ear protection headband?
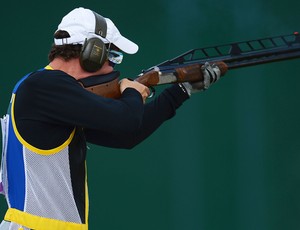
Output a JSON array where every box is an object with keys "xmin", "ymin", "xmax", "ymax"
[{"xmin": 80, "ymin": 12, "xmax": 108, "ymax": 72}]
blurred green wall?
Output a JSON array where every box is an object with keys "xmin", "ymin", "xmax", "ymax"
[{"xmin": 1, "ymin": 1, "xmax": 300, "ymax": 229}]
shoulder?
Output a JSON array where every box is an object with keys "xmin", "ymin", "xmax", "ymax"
[
  {"xmin": 27, "ymin": 69, "xmax": 77, "ymax": 84},
  {"xmin": 18, "ymin": 69, "xmax": 81, "ymax": 93}
]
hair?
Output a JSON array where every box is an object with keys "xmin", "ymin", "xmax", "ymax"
[{"xmin": 48, "ymin": 30, "xmax": 82, "ymax": 62}]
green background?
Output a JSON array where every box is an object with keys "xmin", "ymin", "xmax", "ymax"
[{"xmin": 1, "ymin": 1, "xmax": 300, "ymax": 229}]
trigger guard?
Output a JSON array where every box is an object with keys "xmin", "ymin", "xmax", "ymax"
[{"xmin": 148, "ymin": 86, "xmax": 155, "ymax": 98}]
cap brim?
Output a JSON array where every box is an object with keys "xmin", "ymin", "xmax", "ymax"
[{"xmin": 113, "ymin": 36, "xmax": 139, "ymax": 54}]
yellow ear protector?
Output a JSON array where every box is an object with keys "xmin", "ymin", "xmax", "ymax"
[{"xmin": 80, "ymin": 12, "xmax": 108, "ymax": 72}]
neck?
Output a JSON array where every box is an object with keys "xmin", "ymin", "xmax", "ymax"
[{"xmin": 48, "ymin": 58, "xmax": 114, "ymax": 80}]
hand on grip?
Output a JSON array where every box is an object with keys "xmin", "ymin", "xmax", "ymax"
[{"xmin": 119, "ymin": 78, "xmax": 150, "ymax": 103}]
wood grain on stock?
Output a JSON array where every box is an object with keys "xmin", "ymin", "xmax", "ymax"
[
  {"xmin": 175, "ymin": 62, "xmax": 228, "ymax": 83},
  {"xmin": 134, "ymin": 70, "xmax": 160, "ymax": 87},
  {"xmin": 80, "ymin": 77, "xmax": 121, "ymax": 99}
]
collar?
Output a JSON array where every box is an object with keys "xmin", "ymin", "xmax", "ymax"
[{"xmin": 45, "ymin": 65, "xmax": 53, "ymax": 70}]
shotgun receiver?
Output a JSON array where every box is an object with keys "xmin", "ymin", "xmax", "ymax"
[{"xmin": 79, "ymin": 32, "xmax": 300, "ymax": 98}]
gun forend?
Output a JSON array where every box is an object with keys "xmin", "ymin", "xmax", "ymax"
[
  {"xmin": 174, "ymin": 62, "xmax": 228, "ymax": 83},
  {"xmin": 135, "ymin": 62, "xmax": 228, "ymax": 87}
]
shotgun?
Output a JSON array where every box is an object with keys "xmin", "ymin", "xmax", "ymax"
[{"xmin": 78, "ymin": 32, "xmax": 300, "ymax": 98}]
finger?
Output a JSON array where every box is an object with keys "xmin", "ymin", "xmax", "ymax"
[{"xmin": 145, "ymin": 87, "xmax": 150, "ymax": 97}]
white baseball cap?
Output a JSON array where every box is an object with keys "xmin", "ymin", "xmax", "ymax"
[{"xmin": 54, "ymin": 7, "xmax": 139, "ymax": 54}]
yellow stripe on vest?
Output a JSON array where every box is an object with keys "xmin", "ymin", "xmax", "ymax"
[
  {"xmin": 5, "ymin": 208, "xmax": 87, "ymax": 230},
  {"xmin": 10, "ymin": 94, "xmax": 75, "ymax": 155}
]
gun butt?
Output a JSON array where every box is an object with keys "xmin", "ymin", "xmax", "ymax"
[
  {"xmin": 88, "ymin": 78, "xmax": 121, "ymax": 98},
  {"xmin": 79, "ymin": 75, "xmax": 121, "ymax": 98}
]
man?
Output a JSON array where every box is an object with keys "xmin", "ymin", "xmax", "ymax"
[{"xmin": 0, "ymin": 7, "xmax": 221, "ymax": 230}]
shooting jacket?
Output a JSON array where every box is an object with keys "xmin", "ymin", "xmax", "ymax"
[{"xmin": 0, "ymin": 67, "xmax": 189, "ymax": 230}]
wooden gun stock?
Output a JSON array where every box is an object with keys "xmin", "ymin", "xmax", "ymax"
[
  {"xmin": 79, "ymin": 76, "xmax": 121, "ymax": 99},
  {"xmin": 78, "ymin": 71, "xmax": 121, "ymax": 99}
]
